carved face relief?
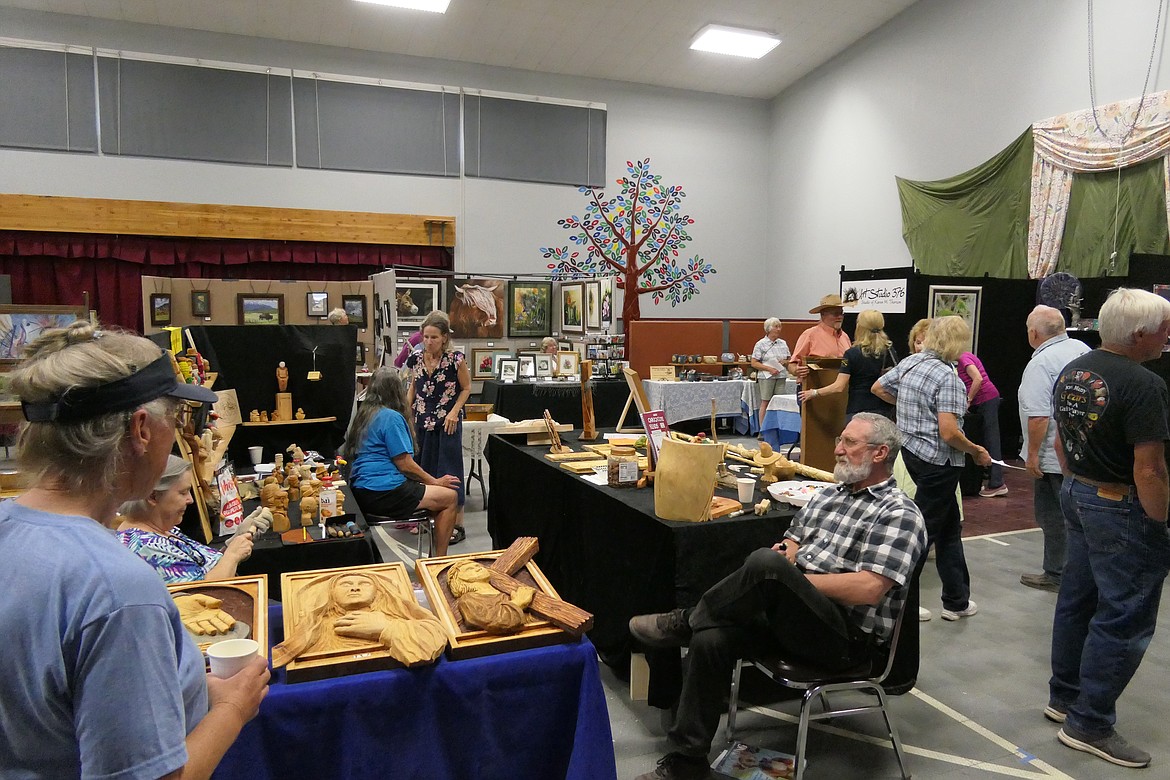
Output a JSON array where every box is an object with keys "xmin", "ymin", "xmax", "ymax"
[{"xmin": 333, "ymin": 575, "xmax": 376, "ymax": 610}]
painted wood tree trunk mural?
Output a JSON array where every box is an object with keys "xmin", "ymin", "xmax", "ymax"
[{"xmin": 541, "ymin": 158, "xmax": 716, "ymax": 328}]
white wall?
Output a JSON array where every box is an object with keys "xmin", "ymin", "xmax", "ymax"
[
  {"xmin": 0, "ymin": 7, "xmax": 771, "ymax": 319},
  {"xmin": 767, "ymin": 0, "xmax": 1170, "ymax": 315}
]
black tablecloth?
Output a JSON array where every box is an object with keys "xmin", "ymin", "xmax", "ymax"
[
  {"xmin": 486, "ymin": 432, "xmax": 921, "ymax": 704},
  {"xmin": 234, "ymin": 485, "xmax": 381, "ymax": 601},
  {"xmin": 481, "ymin": 379, "xmax": 629, "ymax": 428}
]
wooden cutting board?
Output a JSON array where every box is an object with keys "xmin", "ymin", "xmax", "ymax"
[{"xmin": 709, "ymin": 496, "xmax": 742, "ymax": 519}]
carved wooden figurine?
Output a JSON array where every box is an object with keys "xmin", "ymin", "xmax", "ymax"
[
  {"xmin": 259, "ymin": 411, "xmax": 269, "ymax": 423},
  {"xmin": 285, "ymin": 471, "xmax": 301, "ymax": 503},
  {"xmin": 295, "ymin": 407, "xmax": 306, "ymax": 420},
  {"xmin": 249, "ymin": 409, "xmax": 261, "ymax": 423}
]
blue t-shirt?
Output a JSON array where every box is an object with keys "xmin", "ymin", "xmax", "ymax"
[
  {"xmin": 350, "ymin": 407, "xmax": 415, "ymax": 492},
  {"xmin": 0, "ymin": 500, "xmax": 208, "ymax": 780}
]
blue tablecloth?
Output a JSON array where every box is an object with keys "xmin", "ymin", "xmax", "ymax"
[
  {"xmin": 760, "ymin": 394, "xmax": 800, "ymax": 450},
  {"xmin": 214, "ymin": 605, "xmax": 617, "ymax": 780}
]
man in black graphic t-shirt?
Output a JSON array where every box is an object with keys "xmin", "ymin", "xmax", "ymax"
[{"xmin": 1048, "ymin": 288, "xmax": 1170, "ymax": 769}]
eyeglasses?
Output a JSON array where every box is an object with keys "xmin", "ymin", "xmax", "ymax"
[
  {"xmin": 835, "ymin": 435, "xmax": 878, "ymax": 448},
  {"xmin": 169, "ymin": 403, "xmax": 193, "ymax": 430}
]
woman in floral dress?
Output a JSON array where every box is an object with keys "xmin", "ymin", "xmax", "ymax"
[{"xmin": 406, "ymin": 310, "xmax": 472, "ymax": 545}]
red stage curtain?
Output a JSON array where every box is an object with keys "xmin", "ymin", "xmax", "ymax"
[{"xmin": 0, "ymin": 231, "xmax": 452, "ymax": 332}]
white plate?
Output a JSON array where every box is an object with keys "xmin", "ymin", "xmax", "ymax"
[
  {"xmin": 767, "ymin": 480, "xmax": 831, "ymax": 508},
  {"xmin": 253, "ymin": 463, "xmax": 275, "ymax": 475}
]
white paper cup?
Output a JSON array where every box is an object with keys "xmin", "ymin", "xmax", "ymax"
[
  {"xmin": 736, "ymin": 477, "xmax": 755, "ymax": 503},
  {"xmin": 207, "ymin": 638, "xmax": 260, "ymax": 678},
  {"xmin": 248, "ymin": 446, "xmax": 264, "ymax": 465}
]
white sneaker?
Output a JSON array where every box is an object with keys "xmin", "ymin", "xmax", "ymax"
[
  {"xmin": 918, "ymin": 606, "xmax": 932, "ymax": 621},
  {"xmin": 941, "ymin": 600, "xmax": 978, "ymax": 621}
]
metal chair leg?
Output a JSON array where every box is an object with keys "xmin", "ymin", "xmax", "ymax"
[
  {"xmin": 725, "ymin": 660, "xmax": 744, "ymax": 741},
  {"xmin": 794, "ymin": 689, "xmax": 816, "ymax": 780},
  {"xmin": 875, "ymin": 686, "xmax": 911, "ymax": 779}
]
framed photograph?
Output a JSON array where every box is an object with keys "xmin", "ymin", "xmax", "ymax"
[
  {"xmin": 556, "ymin": 350, "xmax": 580, "ymax": 376},
  {"xmin": 600, "ymin": 276, "xmax": 614, "ymax": 329},
  {"xmin": 190, "ymin": 290, "xmax": 211, "ymax": 318},
  {"xmin": 560, "ymin": 282, "xmax": 585, "ymax": 333},
  {"xmin": 558, "ymin": 340, "xmax": 572, "ymax": 352},
  {"xmin": 518, "ymin": 354, "xmax": 536, "ymax": 378},
  {"xmin": 535, "ymin": 353, "xmax": 555, "ymax": 377},
  {"xmin": 507, "ymin": 281, "xmax": 553, "ymax": 337},
  {"xmin": 592, "ymin": 359, "xmax": 609, "ymax": 378},
  {"xmin": 492, "ymin": 352, "xmax": 513, "ymax": 378},
  {"xmin": 498, "ymin": 358, "xmax": 520, "ymax": 381},
  {"xmin": 586, "ymin": 281, "xmax": 601, "ymax": 330},
  {"xmin": 927, "ymin": 285, "xmax": 982, "ymax": 352},
  {"xmin": 0, "ymin": 304, "xmax": 88, "ymax": 364},
  {"xmin": 306, "ymin": 292, "xmax": 329, "ymax": 317},
  {"xmin": 395, "ymin": 280, "xmax": 443, "ymax": 327},
  {"xmin": 237, "ymin": 293, "xmax": 285, "ymax": 325},
  {"xmin": 471, "ymin": 348, "xmax": 498, "ymax": 380},
  {"xmin": 149, "ymin": 293, "xmax": 172, "ymax": 327},
  {"xmin": 447, "ymin": 277, "xmax": 506, "ymax": 339},
  {"xmin": 342, "ymin": 295, "xmax": 368, "ymax": 328}
]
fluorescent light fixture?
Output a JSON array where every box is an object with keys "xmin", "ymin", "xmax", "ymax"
[
  {"xmin": 355, "ymin": 0, "xmax": 451, "ymax": 12},
  {"xmin": 690, "ymin": 24, "xmax": 780, "ymax": 59}
]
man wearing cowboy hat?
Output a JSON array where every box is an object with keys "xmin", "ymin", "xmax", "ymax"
[{"xmin": 790, "ymin": 293, "xmax": 855, "ymax": 381}]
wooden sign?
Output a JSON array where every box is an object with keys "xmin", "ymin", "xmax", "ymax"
[
  {"xmin": 649, "ymin": 365, "xmax": 677, "ymax": 381},
  {"xmin": 166, "ymin": 574, "xmax": 268, "ymax": 656}
]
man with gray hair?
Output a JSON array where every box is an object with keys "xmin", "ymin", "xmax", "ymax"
[
  {"xmin": 1017, "ymin": 305, "xmax": 1090, "ymax": 592},
  {"xmin": 1048, "ymin": 288, "xmax": 1170, "ymax": 768},
  {"xmin": 628, "ymin": 412, "xmax": 926, "ymax": 780}
]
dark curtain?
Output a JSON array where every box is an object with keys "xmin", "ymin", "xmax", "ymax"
[{"xmin": 0, "ymin": 230, "xmax": 452, "ymax": 332}]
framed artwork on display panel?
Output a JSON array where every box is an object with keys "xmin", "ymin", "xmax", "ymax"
[
  {"xmin": 237, "ymin": 294, "xmax": 285, "ymax": 326},
  {"xmin": 342, "ymin": 295, "xmax": 368, "ymax": 328},
  {"xmin": 927, "ymin": 285, "xmax": 981, "ymax": 353},
  {"xmin": 534, "ymin": 353, "xmax": 555, "ymax": 377},
  {"xmin": 306, "ymin": 292, "xmax": 329, "ymax": 317},
  {"xmin": 560, "ymin": 282, "xmax": 584, "ymax": 334},
  {"xmin": 447, "ymin": 277, "xmax": 506, "ymax": 339},
  {"xmin": 190, "ymin": 290, "xmax": 211, "ymax": 318},
  {"xmin": 150, "ymin": 293, "xmax": 172, "ymax": 327},
  {"xmin": 395, "ymin": 280, "xmax": 443, "ymax": 327},
  {"xmin": 507, "ymin": 281, "xmax": 553, "ymax": 337},
  {"xmin": 585, "ymin": 281, "xmax": 601, "ymax": 330}
]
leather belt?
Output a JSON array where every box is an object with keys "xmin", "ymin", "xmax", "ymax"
[{"xmin": 1072, "ymin": 475, "xmax": 1135, "ymax": 497}]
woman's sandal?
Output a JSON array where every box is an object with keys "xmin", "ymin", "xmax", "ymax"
[
  {"xmin": 449, "ymin": 526, "xmax": 466, "ymax": 545},
  {"xmin": 394, "ymin": 522, "xmax": 417, "ymax": 531}
]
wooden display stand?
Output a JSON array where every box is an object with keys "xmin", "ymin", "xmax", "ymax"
[
  {"xmin": 275, "ymin": 392, "xmax": 293, "ymax": 422},
  {"xmin": 799, "ymin": 356, "xmax": 846, "ymax": 473},
  {"xmin": 615, "ymin": 367, "xmax": 651, "ymax": 433}
]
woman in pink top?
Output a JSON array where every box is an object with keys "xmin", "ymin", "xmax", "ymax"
[{"xmin": 958, "ymin": 351, "xmax": 1006, "ymax": 496}]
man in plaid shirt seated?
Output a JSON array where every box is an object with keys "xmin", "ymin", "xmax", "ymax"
[{"xmin": 630, "ymin": 412, "xmax": 928, "ymax": 780}]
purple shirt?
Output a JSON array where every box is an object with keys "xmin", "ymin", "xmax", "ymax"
[{"xmin": 957, "ymin": 352, "xmax": 999, "ymax": 406}]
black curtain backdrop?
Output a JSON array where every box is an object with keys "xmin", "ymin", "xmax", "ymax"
[{"xmin": 841, "ymin": 254, "xmax": 1170, "ymax": 459}]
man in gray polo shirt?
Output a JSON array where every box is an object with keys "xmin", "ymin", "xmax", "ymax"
[{"xmin": 1017, "ymin": 305, "xmax": 1090, "ymax": 592}]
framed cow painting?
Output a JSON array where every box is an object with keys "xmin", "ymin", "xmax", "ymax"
[{"xmin": 446, "ymin": 277, "xmax": 506, "ymax": 339}]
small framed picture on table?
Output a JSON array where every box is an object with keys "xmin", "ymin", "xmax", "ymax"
[
  {"xmin": 556, "ymin": 351, "xmax": 580, "ymax": 377},
  {"xmin": 498, "ymin": 358, "xmax": 520, "ymax": 382}
]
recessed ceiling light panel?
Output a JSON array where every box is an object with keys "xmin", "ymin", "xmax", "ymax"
[
  {"xmin": 690, "ymin": 24, "xmax": 780, "ymax": 59},
  {"xmin": 355, "ymin": 0, "xmax": 452, "ymax": 13}
]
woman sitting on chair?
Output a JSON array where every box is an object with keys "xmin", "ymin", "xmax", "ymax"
[{"xmin": 343, "ymin": 368, "xmax": 461, "ymax": 556}]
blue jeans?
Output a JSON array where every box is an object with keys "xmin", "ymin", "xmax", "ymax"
[
  {"xmin": 970, "ymin": 396, "xmax": 1004, "ymax": 488},
  {"xmin": 1049, "ymin": 478, "xmax": 1170, "ymax": 737},
  {"xmin": 1034, "ymin": 473, "xmax": 1066, "ymax": 580}
]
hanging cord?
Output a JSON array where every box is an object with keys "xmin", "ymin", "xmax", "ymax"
[{"xmin": 1088, "ymin": 0, "xmax": 1165, "ymax": 271}]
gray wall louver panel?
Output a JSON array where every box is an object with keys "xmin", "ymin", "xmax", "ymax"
[
  {"xmin": 0, "ymin": 47, "xmax": 96, "ymax": 153},
  {"xmin": 97, "ymin": 56, "xmax": 292, "ymax": 166},
  {"xmin": 464, "ymin": 95, "xmax": 605, "ymax": 187},
  {"xmin": 293, "ymin": 78, "xmax": 458, "ymax": 177}
]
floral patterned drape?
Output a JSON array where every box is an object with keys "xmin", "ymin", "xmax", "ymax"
[{"xmin": 1028, "ymin": 91, "xmax": 1170, "ymax": 277}]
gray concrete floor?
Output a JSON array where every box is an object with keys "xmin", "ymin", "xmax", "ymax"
[{"xmin": 368, "ymin": 448, "xmax": 1170, "ymax": 780}]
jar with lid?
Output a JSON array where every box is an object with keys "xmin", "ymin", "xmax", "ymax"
[{"xmin": 607, "ymin": 445, "xmax": 639, "ymax": 488}]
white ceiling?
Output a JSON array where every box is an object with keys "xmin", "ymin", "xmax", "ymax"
[{"xmin": 0, "ymin": 0, "xmax": 921, "ymax": 99}]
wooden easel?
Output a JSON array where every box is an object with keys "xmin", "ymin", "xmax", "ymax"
[{"xmin": 615, "ymin": 367, "xmax": 651, "ymax": 433}]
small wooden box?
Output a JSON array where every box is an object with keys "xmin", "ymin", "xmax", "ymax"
[
  {"xmin": 279, "ymin": 562, "xmax": 425, "ymax": 683},
  {"xmin": 416, "ymin": 550, "xmax": 578, "ymax": 660},
  {"xmin": 464, "ymin": 403, "xmax": 493, "ymax": 422},
  {"xmin": 166, "ymin": 575, "xmax": 268, "ymax": 656}
]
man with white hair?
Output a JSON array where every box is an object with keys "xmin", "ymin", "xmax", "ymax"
[
  {"xmin": 628, "ymin": 413, "xmax": 926, "ymax": 780},
  {"xmin": 749, "ymin": 317, "xmax": 790, "ymax": 435},
  {"xmin": 1048, "ymin": 288, "xmax": 1170, "ymax": 768},
  {"xmin": 1017, "ymin": 305, "xmax": 1090, "ymax": 592}
]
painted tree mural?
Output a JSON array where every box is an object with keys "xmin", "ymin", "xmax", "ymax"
[{"xmin": 541, "ymin": 158, "xmax": 716, "ymax": 325}]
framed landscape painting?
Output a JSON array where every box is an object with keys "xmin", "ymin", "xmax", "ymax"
[
  {"xmin": 237, "ymin": 294, "xmax": 285, "ymax": 325},
  {"xmin": 306, "ymin": 292, "xmax": 329, "ymax": 317},
  {"xmin": 150, "ymin": 293, "xmax": 172, "ymax": 327},
  {"xmin": 928, "ymin": 285, "xmax": 981, "ymax": 352},
  {"xmin": 560, "ymin": 282, "xmax": 584, "ymax": 334},
  {"xmin": 342, "ymin": 295, "xmax": 368, "ymax": 328},
  {"xmin": 507, "ymin": 281, "xmax": 552, "ymax": 337}
]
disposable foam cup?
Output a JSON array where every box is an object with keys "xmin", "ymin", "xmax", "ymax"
[
  {"xmin": 736, "ymin": 477, "xmax": 755, "ymax": 503},
  {"xmin": 248, "ymin": 446, "xmax": 264, "ymax": 465},
  {"xmin": 207, "ymin": 638, "xmax": 260, "ymax": 678}
]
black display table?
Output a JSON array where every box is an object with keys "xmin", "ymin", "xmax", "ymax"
[
  {"xmin": 480, "ymin": 379, "xmax": 628, "ymax": 428},
  {"xmin": 486, "ymin": 431, "xmax": 922, "ymax": 705}
]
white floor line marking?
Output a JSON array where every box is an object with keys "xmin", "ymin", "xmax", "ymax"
[
  {"xmin": 737, "ymin": 692, "xmax": 1074, "ymax": 780},
  {"xmin": 369, "ymin": 525, "xmax": 422, "ymax": 567},
  {"xmin": 967, "ymin": 527, "xmax": 1041, "ymax": 542},
  {"xmin": 984, "ymin": 537, "xmax": 1012, "ymax": 547}
]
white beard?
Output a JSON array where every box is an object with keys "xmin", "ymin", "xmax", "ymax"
[{"xmin": 833, "ymin": 458, "xmax": 873, "ymax": 486}]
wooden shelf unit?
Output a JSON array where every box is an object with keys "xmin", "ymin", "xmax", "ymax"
[{"xmin": 241, "ymin": 416, "xmax": 337, "ymax": 427}]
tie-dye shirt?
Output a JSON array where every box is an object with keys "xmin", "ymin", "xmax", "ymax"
[{"xmin": 116, "ymin": 527, "xmax": 222, "ymax": 584}]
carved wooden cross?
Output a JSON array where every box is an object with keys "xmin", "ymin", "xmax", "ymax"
[{"xmin": 488, "ymin": 537, "xmax": 593, "ymax": 636}]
